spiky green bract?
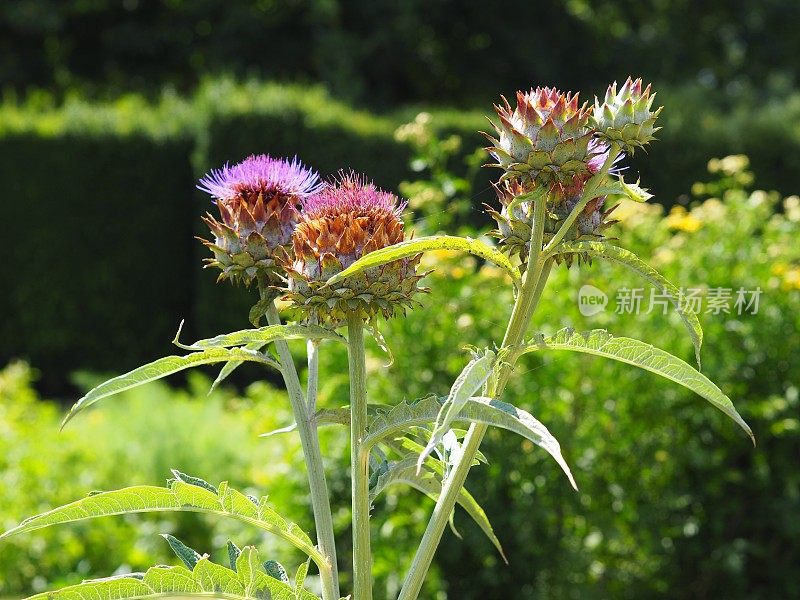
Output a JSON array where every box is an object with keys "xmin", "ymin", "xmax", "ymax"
[
  {"xmin": 592, "ymin": 77, "xmax": 662, "ymax": 153},
  {"xmin": 487, "ymin": 179, "xmax": 618, "ymax": 267},
  {"xmin": 285, "ymin": 173, "xmax": 427, "ymax": 324},
  {"xmin": 198, "ymin": 155, "xmax": 322, "ymax": 288},
  {"xmin": 488, "ymin": 138, "xmax": 630, "ymax": 266},
  {"xmin": 485, "ymin": 87, "xmax": 593, "ymax": 186}
]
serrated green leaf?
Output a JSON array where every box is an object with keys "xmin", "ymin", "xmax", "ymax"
[
  {"xmin": 236, "ymin": 547, "xmax": 273, "ymax": 599},
  {"xmin": 383, "ymin": 435, "xmax": 486, "ymax": 469},
  {"xmin": 295, "ymin": 559, "xmax": 310, "ymax": 598},
  {"xmin": 593, "ymin": 175, "xmax": 653, "ymax": 202},
  {"xmin": 188, "ymin": 324, "xmax": 346, "ymax": 350},
  {"xmin": 249, "ymin": 296, "xmax": 273, "ymax": 327},
  {"xmin": 418, "ymin": 351, "xmax": 496, "ymax": 470},
  {"xmin": 142, "ymin": 565, "xmax": 200, "ymax": 594},
  {"xmin": 367, "ymin": 396, "xmax": 575, "ymax": 489},
  {"xmin": 260, "ymin": 405, "xmax": 385, "ymax": 438},
  {"xmin": 370, "ymin": 457, "xmax": 506, "ymax": 562},
  {"xmin": 194, "ymin": 557, "xmax": 246, "ymax": 595},
  {"xmin": 161, "ymin": 533, "xmax": 204, "ymax": 569},
  {"xmin": 227, "ymin": 540, "xmax": 242, "ymax": 570},
  {"xmin": 62, "ymin": 347, "xmax": 281, "ymax": 427},
  {"xmin": 0, "ymin": 478, "xmax": 327, "ymax": 571},
  {"xmin": 22, "ymin": 553, "xmax": 320, "ymax": 600},
  {"xmin": 520, "ymin": 328, "xmax": 753, "ymax": 443},
  {"xmin": 170, "ymin": 469, "xmax": 218, "ymax": 494},
  {"xmin": 264, "ymin": 559, "xmax": 290, "ymax": 584},
  {"xmin": 366, "ymin": 321, "xmax": 394, "ymax": 367},
  {"xmin": 211, "ymin": 341, "xmax": 268, "ymax": 394},
  {"xmin": 618, "ymin": 177, "xmax": 652, "ymax": 202},
  {"xmin": 323, "ymin": 235, "xmax": 521, "ymax": 286},
  {"xmin": 544, "ymin": 241, "xmax": 703, "ymax": 365},
  {"xmin": 23, "ymin": 577, "xmax": 154, "ymax": 599}
]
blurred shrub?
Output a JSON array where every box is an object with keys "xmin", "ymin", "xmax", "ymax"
[{"xmin": 0, "ymin": 363, "xmax": 319, "ymax": 597}]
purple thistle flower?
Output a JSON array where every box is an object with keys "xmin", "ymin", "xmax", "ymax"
[
  {"xmin": 302, "ymin": 171, "xmax": 406, "ymax": 220},
  {"xmin": 198, "ymin": 154, "xmax": 323, "ymax": 201},
  {"xmin": 587, "ymin": 138, "xmax": 625, "ymax": 175},
  {"xmin": 197, "ymin": 154, "xmax": 322, "ymax": 287}
]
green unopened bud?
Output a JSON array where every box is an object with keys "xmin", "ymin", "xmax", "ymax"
[{"xmin": 592, "ymin": 77, "xmax": 662, "ymax": 153}]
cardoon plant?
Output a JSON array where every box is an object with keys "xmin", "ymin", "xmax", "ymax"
[{"xmin": 2, "ymin": 78, "xmax": 753, "ymax": 600}]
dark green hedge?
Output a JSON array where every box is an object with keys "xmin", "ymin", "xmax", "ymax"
[
  {"xmin": 0, "ymin": 134, "xmax": 196, "ymax": 394},
  {"xmin": 4, "ymin": 0, "xmax": 799, "ymax": 108}
]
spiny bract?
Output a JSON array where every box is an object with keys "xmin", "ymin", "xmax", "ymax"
[
  {"xmin": 485, "ymin": 87, "xmax": 594, "ymax": 186},
  {"xmin": 487, "ymin": 140, "xmax": 623, "ymax": 267},
  {"xmin": 197, "ymin": 154, "xmax": 323, "ymax": 287},
  {"xmin": 285, "ymin": 173, "xmax": 427, "ymax": 324},
  {"xmin": 592, "ymin": 77, "xmax": 662, "ymax": 153}
]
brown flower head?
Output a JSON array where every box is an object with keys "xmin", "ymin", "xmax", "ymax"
[{"xmin": 285, "ymin": 172, "xmax": 426, "ymax": 323}]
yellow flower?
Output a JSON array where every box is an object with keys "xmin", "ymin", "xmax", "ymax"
[
  {"xmin": 783, "ymin": 267, "xmax": 800, "ymax": 290},
  {"xmin": 665, "ymin": 206, "xmax": 702, "ymax": 232}
]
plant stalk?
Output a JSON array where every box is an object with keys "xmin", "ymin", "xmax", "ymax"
[
  {"xmin": 545, "ymin": 142, "xmax": 621, "ymax": 251},
  {"xmin": 347, "ymin": 312, "xmax": 373, "ymax": 600},
  {"xmin": 307, "ymin": 339, "xmax": 320, "ymax": 414},
  {"xmin": 265, "ymin": 302, "xmax": 339, "ymax": 600},
  {"xmin": 398, "ymin": 195, "xmax": 552, "ymax": 600}
]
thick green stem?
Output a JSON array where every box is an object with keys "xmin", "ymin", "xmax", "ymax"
[
  {"xmin": 307, "ymin": 339, "xmax": 320, "ymax": 415},
  {"xmin": 347, "ymin": 312, "xmax": 372, "ymax": 600},
  {"xmin": 265, "ymin": 303, "xmax": 339, "ymax": 600},
  {"xmin": 398, "ymin": 197, "xmax": 553, "ymax": 600}
]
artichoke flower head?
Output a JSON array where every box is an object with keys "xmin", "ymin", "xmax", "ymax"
[
  {"xmin": 285, "ymin": 173, "xmax": 426, "ymax": 324},
  {"xmin": 198, "ymin": 154, "xmax": 322, "ymax": 287},
  {"xmin": 484, "ymin": 86, "xmax": 594, "ymax": 187}
]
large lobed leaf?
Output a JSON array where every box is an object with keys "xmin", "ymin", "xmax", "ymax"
[
  {"xmin": 23, "ymin": 547, "xmax": 319, "ymax": 600},
  {"xmin": 0, "ymin": 473, "xmax": 327, "ymax": 570},
  {"xmin": 417, "ymin": 350, "xmax": 496, "ymax": 471},
  {"xmin": 62, "ymin": 347, "xmax": 281, "ymax": 427},
  {"xmin": 543, "ymin": 241, "xmax": 703, "ymax": 365},
  {"xmin": 364, "ymin": 395, "xmax": 577, "ymax": 490},
  {"xmin": 520, "ymin": 328, "xmax": 754, "ymax": 443},
  {"xmin": 370, "ymin": 456, "xmax": 507, "ymax": 563},
  {"xmin": 322, "ymin": 235, "xmax": 521, "ymax": 286}
]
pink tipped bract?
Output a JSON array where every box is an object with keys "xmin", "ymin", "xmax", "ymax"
[{"xmin": 302, "ymin": 172, "xmax": 406, "ymax": 220}]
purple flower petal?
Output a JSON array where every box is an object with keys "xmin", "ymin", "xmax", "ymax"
[
  {"xmin": 198, "ymin": 154, "xmax": 323, "ymax": 201},
  {"xmin": 302, "ymin": 171, "xmax": 406, "ymax": 219},
  {"xmin": 587, "ymin": 138, "xmax": 625, "ymax": 175}
]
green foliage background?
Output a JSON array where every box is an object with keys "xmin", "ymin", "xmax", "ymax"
[
  {"xmin": 2, "ymin": 1, "xmax": 799, "ymax": 596},
  {"xmin": 2, "ymin": 160, "xmax": 798, "ymax": 598}
]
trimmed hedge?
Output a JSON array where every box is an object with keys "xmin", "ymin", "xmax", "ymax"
[
  {"xmin": 3, "ymin": 80, "xmax": 800, "ymax": 393},
  {"xmin": 0, "ymin": 134, "xmax": 196, "ymax": 394}
]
